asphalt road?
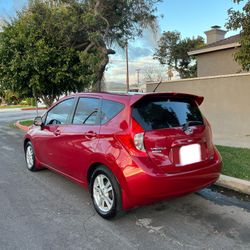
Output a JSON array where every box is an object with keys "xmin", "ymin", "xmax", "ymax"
[{"xmin": 0, "ymin": 110, "xmax": 250, "ymax": 250}]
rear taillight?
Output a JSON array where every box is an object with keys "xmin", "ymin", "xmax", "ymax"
[
  {"xmin": 116, "ymin": 118, "xmax": 146, "ymax": 156},
  {"xmin": 134, "ymin": 132, "xmax": 145, "ymax": 152},
  {"xmin": 205, "ymin": 118, "xmax": 214, "ymax": 159}
]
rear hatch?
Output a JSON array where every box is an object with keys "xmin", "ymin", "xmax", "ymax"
[{"xmin": 132, "ymin": 94, "xmax": 214, "ymax": 173}]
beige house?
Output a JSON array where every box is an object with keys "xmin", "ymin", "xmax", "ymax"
[{"xmin": 188, "ymin": 26, "xmax": 242, "ymax": 77}]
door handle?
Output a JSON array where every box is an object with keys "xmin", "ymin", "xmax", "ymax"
[
  {"xmin": 54, "ymin": 130, "xmax": 61, "ymax": 136},
  {"xmin": 85, "ymin": 131, "xmax": 97, "ymax": 138}
]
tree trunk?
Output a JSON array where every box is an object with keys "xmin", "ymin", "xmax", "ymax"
[
  {"xmin": 94, "ymin": 44, "xmax": 115, "ymax": 92},
  {"xmin": 92, "ymin": 0, "xmax": 116, "ymax": 92},
  {"xmin": 95, "ymin": 52, "xmax": 109, "ymax": 92},
  {"xmin": 41, "ymin": 96, "xmax": 55, "ymax": 108}
]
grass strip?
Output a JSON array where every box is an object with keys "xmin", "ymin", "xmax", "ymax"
[
  {"xmin": 217, "ymin": 145, "xmax": 250, "ymax": 181},
  {"xmin": 19, "ymin": 120, "xmax": 33, "ymax": 127}
]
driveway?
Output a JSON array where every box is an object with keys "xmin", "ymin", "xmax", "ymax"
[{"xmin": 0, "ymin": 110, "xmax": 249, "ymax": 250}]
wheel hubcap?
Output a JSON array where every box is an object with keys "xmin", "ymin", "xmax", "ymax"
[
  {"xmin": 93, "ymin": 174, "xmax": 114, "ymax": 213},
  {"xmin": 26, "ymin": 146, "xmax": 34, "ymax": 169}
]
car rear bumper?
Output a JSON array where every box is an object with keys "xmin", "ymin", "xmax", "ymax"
[{"xmin": 122, "ymin": 154, "xmax": 222, "ymax": 210}]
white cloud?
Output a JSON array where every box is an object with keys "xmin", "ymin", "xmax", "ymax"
[
  {"xmin": 104, "ymin": 24, "xmax": 167, "ymax": 89},
  {"xmin": 0, "ymin": 17, "xmax": 4, "ymax": 30},
  {"xmin": 140, "ymin": 24, "xmax": 161, "ymax": 49},
  {"xmin": 106, "ymin": 54, "xmax": 171, "ymax": 87}
]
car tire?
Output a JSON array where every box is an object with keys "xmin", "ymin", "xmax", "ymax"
[
  {"xmin": 90, "ymin": 166, "xmax": 122, "ymax": 219},
  {"xmin": 25, "ymin": 141, "xmax": 38, "ymax": 172}
]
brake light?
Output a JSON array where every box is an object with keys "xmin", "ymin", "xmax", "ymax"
[
  {"xmin": 132, "ymin": 118, "xmax": 145, "ymax": 152},
  {"xmin": 134, "ymin": 132, "xmax": 145, "ymax": 151},
  {"xmin": 205, "ymin": 118, "xmax": 214, "ymax": 158},
  {"xmin": 116, "ymin": 118, "xmax": 146, "ymax": 156}
]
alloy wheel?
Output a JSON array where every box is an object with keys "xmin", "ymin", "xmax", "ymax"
[
  {"xmin": 93, "ymin": 174, "xmax": 114, "ymax": 213},
  {"xmin": 26, "ymin": 145, "xmax": 34, "ymax": 170}
]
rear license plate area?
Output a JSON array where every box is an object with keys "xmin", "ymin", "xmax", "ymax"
[{"xmin": 179, "ymin": 144, "xmax": 201, "ymax": 166}]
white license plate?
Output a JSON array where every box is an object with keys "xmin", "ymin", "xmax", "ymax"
[{"xmin": 179, "ymin": 144, "xmax": 201, "ymax": 166}]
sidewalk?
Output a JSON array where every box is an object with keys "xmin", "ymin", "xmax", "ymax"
[
  {"xmin": 0, "ymin": 107, "xmax": 46, "ymax": 112},
  {"xmin": 214, "ymin": 135, "xmax": 250, "ymax": 149},
  {"xmin": 0, "ymin": 108, "xmax": 22, "ymax": 112}
]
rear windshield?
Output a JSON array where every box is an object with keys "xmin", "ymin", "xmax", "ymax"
[{"xmin": 132, "ymin": 97, "xmax": 204, "ymax": 131}]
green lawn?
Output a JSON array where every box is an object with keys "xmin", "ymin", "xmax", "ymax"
[
  {"xmin": 0, "ymin": 105, "xmax": 35, "ymax": 109},
  {"xmin": 19, "ymin": 120, "xmax": 33, "ymax": 126},
  {"xmin": 217, "ymin": 145, "xmax": 250, "ymax": 181}
]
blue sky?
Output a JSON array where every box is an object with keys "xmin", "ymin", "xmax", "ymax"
[
  {"xmin": 156, "ymin": 0, "xmax": 244, "ymax": 38},
  {"xmin": 0, "ymin": 0, "xmax": 26, "ymax": 18},
  {"xmin": 0, "ymin": 0, "xmax": 246, "ymax": 86}
]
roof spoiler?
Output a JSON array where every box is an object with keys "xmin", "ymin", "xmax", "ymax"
[{"xmin": 130, "ymin": 92, "xmax": 204, "ymax": 106}]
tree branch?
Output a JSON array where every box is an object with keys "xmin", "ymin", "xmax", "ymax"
[
  {"xmin": 83, "ymin": 42, "xmax": 95, "ymax": 53},
  {"xmin": 94, "ymin": 0, "xmax": 110, "ymax": 39},
  {"xmin": 74, "ymin": 42, "xmax": 89, "ymax": 50}
]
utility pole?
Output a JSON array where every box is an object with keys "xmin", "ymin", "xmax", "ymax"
[
  {"xmin": 36, "ymin": 98, "xmax": 38, "ymax": 117},
  {"xmin": 125, "ymin": 43, "xmax": 129, "ymax": 93},
  {"xmin": 136, "ymin": 68, "xmax": 141, "ymax": 87}
]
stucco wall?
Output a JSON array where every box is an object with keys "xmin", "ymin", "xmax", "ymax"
[
  {"xmin": 146, "ymin": 73, "xmax": 250, "ymax": 146},
  {"xmin": 197, "ymin": 48, "xmax": 242, "ymax": 77}
]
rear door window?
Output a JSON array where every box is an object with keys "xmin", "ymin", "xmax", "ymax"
[
  {"xmin": 132, "ymin": 97, "xmax": 203, "ymax": 131},
  {"xmin": 73, "ymin": 97, "xmax": 100, "ymax": 125},
  {"xmin": 100, "ymin": 99, "xmax": 124, "ymax": 124}
]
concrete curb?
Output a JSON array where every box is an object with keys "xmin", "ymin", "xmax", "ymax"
[
  {"xmin": 215, "ymin": 174, "xmax": 250, "ymax": 195},
  {"xmin": 21, "ymin": 107, "xmax": 47, "ymax": 111},
  {"xmin": 15, "ymin": 121, "xmax": 30, "ymax": 132}
]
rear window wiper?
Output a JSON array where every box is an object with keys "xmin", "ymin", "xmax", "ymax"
[{"xmin": 182, "ymin": 121, "xmax": 203, "ymax": 131}]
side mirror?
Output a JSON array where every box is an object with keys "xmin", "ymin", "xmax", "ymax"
[{"xmin": 34, "ymin": 116, "xmax": 43, "ymax": 127}]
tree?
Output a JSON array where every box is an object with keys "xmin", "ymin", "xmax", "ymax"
[
  {"xmin": 0, "ymin": 84, "xmax": 4, "ymax": 104},
  {"xmin": 226, "ymin": 0, "xmax": 250, "ymax": 71},
  {"xmin": 142, "ymin": 65, "xmax": 167, "ymax": 82},
  {"xmin": 154, "ymin": 31, "xmax": 204, "ymax": 79},
  {"xmin": 3, "ymin": 90, "xmax": 21, "ymax": 105},
  {"xmin": 0, "ymin": 1, "xmax": 98, "ymax": 107},
  {"xmin": 0, "ymin": 0, "xmax": 160, "ymax": 107},
  {"xmin": 78, "ymin": 0, "xmax": 161, "ymax": 91}
]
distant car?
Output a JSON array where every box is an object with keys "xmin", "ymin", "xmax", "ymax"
[{"xmin": 24, "ymin": 92, "xmax": 222, "ymax": 219}]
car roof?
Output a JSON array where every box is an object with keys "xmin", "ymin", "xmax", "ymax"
[{"xmin": 69, "ymin": 92, "xmax": 204, "ymax": 106}]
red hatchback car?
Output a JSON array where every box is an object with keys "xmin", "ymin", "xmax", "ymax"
[{"xmin": 24, "ymin": 92, "xmax": 222, "ymax": 219}]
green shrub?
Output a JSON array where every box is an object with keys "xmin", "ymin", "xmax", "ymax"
[{"xmin": 31, "ymin": 98, "xmax": 36, "ymax": 106}]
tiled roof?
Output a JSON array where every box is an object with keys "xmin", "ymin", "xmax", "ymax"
[
  {"xmin": 188, "ymin": 34, "xmax": 241, "ymax": 55},
  {"xmin": 200, "ymin": 34, "xmax": 240, "ymax": 50}
]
